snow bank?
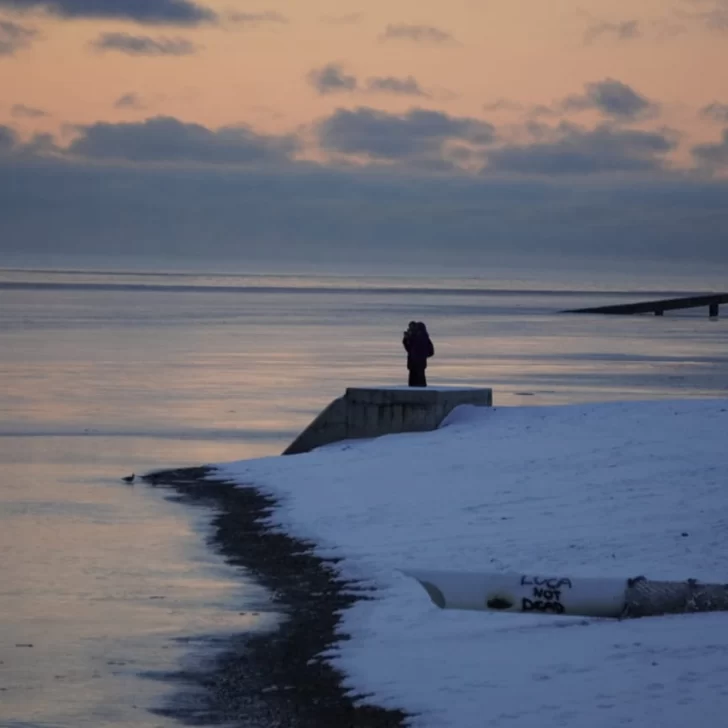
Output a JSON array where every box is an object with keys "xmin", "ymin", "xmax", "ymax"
[{"xmin": 218, "ymin": 399, "xmax": 728, "ymax": 727}]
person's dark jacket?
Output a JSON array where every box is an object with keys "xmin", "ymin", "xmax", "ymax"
[{"xmin": 403, "ymin": 324, "xmax": 434, "ymax": 371}]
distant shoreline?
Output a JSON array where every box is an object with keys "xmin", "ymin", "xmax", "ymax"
[{"xmin": 143, "ymin": 466, "xmax": 407, "ymax": 728}]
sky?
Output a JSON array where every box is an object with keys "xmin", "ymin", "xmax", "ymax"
[{"xmin": 1, "ymin": 0, "xmax": 727, "ymax": 273}]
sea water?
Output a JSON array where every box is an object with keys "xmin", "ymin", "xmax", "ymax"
[{"xmin": 1, "ymin": 264, "xmax": 726, "ymax": 727}]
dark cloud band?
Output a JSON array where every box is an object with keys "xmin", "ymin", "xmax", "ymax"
[{"xmin": 1, "ymin": 146, "xmax": 726, "ymax": 269}]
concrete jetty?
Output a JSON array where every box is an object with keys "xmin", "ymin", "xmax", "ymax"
[
  {"xmin": 283, "ymin": 386, "xmax": 493, "ymax": 456},
  {"xmin": 563, "ymin": 293, "xmax": 728, "ymax": 318}
]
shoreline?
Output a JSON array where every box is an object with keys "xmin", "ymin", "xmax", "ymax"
[{"xmin": 143, "ymin": 466, "xmax": 409, "ymax": 728}]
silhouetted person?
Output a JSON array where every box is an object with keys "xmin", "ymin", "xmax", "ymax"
[{"xmin": 402, "ymin": 321, "xmax": 434, "ymax": 387}]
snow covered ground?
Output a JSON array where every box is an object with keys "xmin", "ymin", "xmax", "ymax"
[{"xmin": 217, "ymin": 399, "xmax": 728, "ymax": 727}]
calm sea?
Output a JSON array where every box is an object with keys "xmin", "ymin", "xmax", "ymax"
[{"xmin": 1, "ymin": 264, "xmax": 726, "ymax": 727}]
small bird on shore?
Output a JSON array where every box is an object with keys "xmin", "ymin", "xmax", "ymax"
[{"xmin": 122, "ymin": 473, "xmax": 135, "ymax": 484}]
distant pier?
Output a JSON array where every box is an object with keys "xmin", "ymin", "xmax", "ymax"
[{"xmin": 563, "ymin": 293, "xmax": 728, "ymax": 318}]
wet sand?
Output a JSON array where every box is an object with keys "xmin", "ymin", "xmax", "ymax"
[{"xmin": 143, "ymin": 466, "xmax": 409, "ymax": 728}]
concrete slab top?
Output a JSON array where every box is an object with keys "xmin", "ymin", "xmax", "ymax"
[
  {"xmin": 345, "ymin": 386, "xmax": 493, "ymax": 407},
  {"xmin": 347, "ymin": 385, "xmax": 489, "ymax": 391}
]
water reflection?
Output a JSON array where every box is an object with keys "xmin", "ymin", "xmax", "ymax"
[{"xmin": 0, "ymin": 437, "xmax": 278, "ymax": 728}]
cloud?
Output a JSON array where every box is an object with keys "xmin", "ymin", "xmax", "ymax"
[
  {"xmin": 11, "ymin": 103, "xmax": 47, "ymax": 117},
  {"xmin": 0, "ymin": 124, "xmax": 55, "ymax": 158},
  {"xmin": 486, "ymin": 123, "xmax": 676, "ymax": 175},
  {"xmin": 530, "ymin": 104, "xmax": 558, "ymax": 118},
  {"xmin": 91, "ymin": 32, "xmax": 197, "ymax": 56},
  {"xmin": 380, "ymin": 23, "xmax": 455, "ymax": 44},
  {"xmin": 483, "ymin": 99, "xmax": 525, "ymax": 112},
  {"xmin": 0, "ymin": 124, "xmax": 17, "ymax": 152},
  {"xmin": 562, "ymin": 79, "xmax": 658, "ymax": 120},
  {"xmin": 66, "ymin": 116, "xmax": 298, "ymax": 165},
  {"xmin": 229, "ymin": 11, "xmax": 287, "ymax": 26},
  {"xmin": 316, "ymin": 107, "xmax": 495, "ymax": 165},
  {"xmin": 321, "ymin": 13, "xmax": 361, "ymax": 25},
  {"xmin": 483, "ymin": 99, "xmax": 557, "ymax": 119},
  {"xmin": 308, "ymin": 63, "xmax": 357, "ymax": 94},
  {"xmin": 0, "ymin": 18, "xmax": 35, "ymax": 55},
  {"xmin": 114, "ymin": 93, "xmax": 146, "ymax": 110},
  {"xmin": 0, "ymin": 0, "xmax": 216, "ymax": 25},
  {"xmin": 700, "ymin": 102, "xmax": 728, "ymax": 123},
  {"xmin": 693, "ymin": 129, "xmax": 728, "ymax": 167},
  {"xmin": 497, "ymin": 80, "xmax": 658, "ymax": 124},
  {"xmin": 651, "ymin": 18, "xmax": 687, "ymax": 37},
  {"xmin": 584, "ymin": 19, "xmax": 641, "ymax": 43},
  {"xmin": 307, "ymin": 65, "xmax": 428, "ymax": 97},
  {"xmin": 366, "ymin": 76, "xmax": 426, "ymax": 97},
  {"xmin": 682, "ymin": 0, "xmax": 728, "ymax": 31}
]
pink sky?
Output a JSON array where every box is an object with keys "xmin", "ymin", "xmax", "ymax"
[{"xmin": 2, "ymin": 0, "xmax": 727, "ymax": 166}]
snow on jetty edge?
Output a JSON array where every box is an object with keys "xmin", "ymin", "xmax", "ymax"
[{"xmin": 216, "ymin": 400, "xmax": 728, "ymax": 728}]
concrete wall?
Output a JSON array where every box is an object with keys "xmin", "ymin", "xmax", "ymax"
[{"xmin": 283, "ymin": 386, "xmax": 493, "ymax": 455}]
